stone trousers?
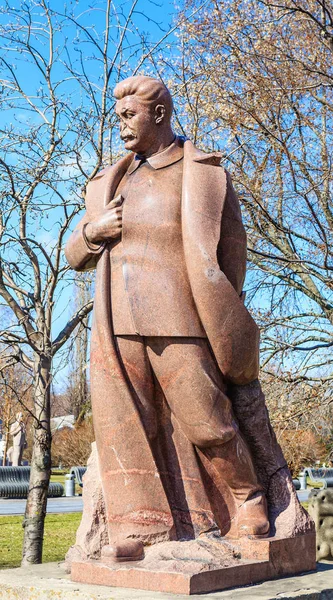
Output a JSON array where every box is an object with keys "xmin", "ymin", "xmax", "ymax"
[
  {"xmin": 115, "ymin": 335, "xmax": 262, "ymax": 504},
  {"xmin": 12, "ymin": 445, "xmax": 24, "ymax": 467}
]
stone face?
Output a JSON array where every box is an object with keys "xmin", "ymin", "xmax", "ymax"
[{"xmin": 308, "ymin": 488, "xmax": 333, "ymax": 560}]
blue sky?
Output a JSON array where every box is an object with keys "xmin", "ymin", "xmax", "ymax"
[
  {"xmin": 2, "ymin": 0, "xmax": 329, "ymax": 390},
  {"xmin": 0, "ymin": 0, "xmax": 189, "ymax": 391}
]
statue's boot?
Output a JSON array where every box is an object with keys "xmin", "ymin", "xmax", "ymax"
[
  {"xmin": 204, "ymin": 432, "xmax": 270, "ymax": 538},
  {"xmin": 235, "ymin": 492, "xmax": 269, "ymax": 537},
  {"xmin": 101, "ymin": 540, "xmax": 145, "ymax": 563}
]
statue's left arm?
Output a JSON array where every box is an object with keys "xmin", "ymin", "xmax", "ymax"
[
  {"xmin": 65, "ymin": 175, "xmax": 108, "ymax": 272},
  {"xmin": 65, "ymin": 212, "xmax": 105, "ymax": 272}
]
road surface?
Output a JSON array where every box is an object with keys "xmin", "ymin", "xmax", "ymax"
[
  {"xmin": 0, "ymin": 491, "xmax": 310, "ymax": 516},
  {"xmin": 0, "ymin": 496, "xmax": 83, "ymax": 516}
]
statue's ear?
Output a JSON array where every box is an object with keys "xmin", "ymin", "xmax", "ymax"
[{"xmin": 155, "ymin": 104, "xmax": 166, "ymax": 124}]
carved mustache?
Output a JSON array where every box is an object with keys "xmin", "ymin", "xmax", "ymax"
[{"xmin": 121, "ymin": 133, "xmax": 135, "ymax": 141}]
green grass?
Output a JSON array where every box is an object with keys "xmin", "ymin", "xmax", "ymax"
[
  {"xmin": 306, "ymin": 478, "xmax": 324, "ymax": 489},
  {"xmin": 0, "ymin": 512, "xmax": 82, "ymax": 569},
  {"xmin": 50, "ymin": 474, "xmax": 66, "ymax": 484}
]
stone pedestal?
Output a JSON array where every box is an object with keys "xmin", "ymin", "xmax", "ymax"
[{"xmin": 71, "ymin": 532, "xmax": 316, "ymax": 595}]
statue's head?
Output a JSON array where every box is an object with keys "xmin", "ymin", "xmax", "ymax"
[
  {"xmin": 114, "ymin": 75, "xmax": 173, "ymax": 155},
  {"xmin": 15, "ymin": 412, "xmax": 23, "ymax": 422}
]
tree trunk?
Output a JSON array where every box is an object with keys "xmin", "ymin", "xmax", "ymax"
[
  {"xmin": 21, "ymin": 354, "xmax": 52, "ymax": 565},
  {"xmin": 72, "ymin": 275, "xmax": 91, "ymax": 424},
  {"xmin": 73, "ymin": 316, "xmax": 89, "ymax": 424}
]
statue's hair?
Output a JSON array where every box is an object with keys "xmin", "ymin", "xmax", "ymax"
[{"xmin": 114, "ymin": 76, "xmax": 173, "ymax": 121}]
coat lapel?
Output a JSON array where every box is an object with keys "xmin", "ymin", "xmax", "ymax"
[
  {"xmin": 85, "ymin": 154, "xmax": 133, "ymax": 215},
  {"xmin": 102, "ymin": 154, "xmax": 133, "ymax": 207}
]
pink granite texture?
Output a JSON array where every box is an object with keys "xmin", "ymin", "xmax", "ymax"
[
  {"xmin": 71, "ymin": 532, "xmax": 316, "ymax": 595},
  {"xmin": 65, "ymin": 76, "xmax": 315, "ymax": 593}
]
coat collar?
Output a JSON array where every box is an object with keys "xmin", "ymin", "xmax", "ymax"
[
  {"xmin": 93, "ymin": 137, "xmax": 222, "ymax": 181},
  {"xmin": 127, "ymin": 136, "xmax": 184, "ymax": 174},
  {"xmin": 183, "ymin": 139, "xmax": 223, "ymax": 166}
]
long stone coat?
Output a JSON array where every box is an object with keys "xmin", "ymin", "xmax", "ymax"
[{"xmin": 65, "ymin": 140, "xmax": 309, "ymax": 544}]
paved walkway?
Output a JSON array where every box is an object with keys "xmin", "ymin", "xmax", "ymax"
[
  {"xmin": 0, "ymin": 561, "xmax": 332, "ymax": 599},
  {"xmin": 298, "ymin": 489, "xmax": 311, "ymax": 502},
  {"xmin": 0, "ymin": 491, "xmax": 310, "ymax": 517},
  {"xmin": 0, "ymin": 496, "xmax": 83, "ymax": 516}
]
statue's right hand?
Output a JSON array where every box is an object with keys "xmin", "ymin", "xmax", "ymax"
[{"xmin": 85, "ymin": 195, "xmax": 123, "ymax": 243}]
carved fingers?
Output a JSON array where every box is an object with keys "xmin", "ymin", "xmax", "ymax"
[{"xmin": 86, "ymin": 195, "xmax": 124, "ymax": 242}]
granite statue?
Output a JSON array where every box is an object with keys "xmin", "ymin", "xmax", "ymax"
[
  {"xmin": 10, "ymin": 412, "xmax": 26, "ymax": 467},
  {"xmin": 65, "ymin": 76, "xmax": 315, "ymax": 593}
]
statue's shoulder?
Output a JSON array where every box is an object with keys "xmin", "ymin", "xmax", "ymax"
[
  {"xmin": 184, "ymin": 139, "xmax": 223, "ymax": 167},
  {"xmin": 90, "ymin": 153, "xmax": 134, "ymax": 182},
  {"xmin": 91, "ymin": 165, "xmax": 113, "ymax": 180},
  {"xmin": 84, "ymin": 154, "xmax": 133, "ymax": 211}
]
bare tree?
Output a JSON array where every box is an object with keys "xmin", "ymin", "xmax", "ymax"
[
  {"xmin": 0, "ymin": 0, "xmax": 196, "ymax": 565},
  {"xmin": 171, "ymin": 0, "xmax": 333, "ymax": 386},
  {"xmin": 69, "ymin": 274, "xmax": 92, "ymax": 423}
]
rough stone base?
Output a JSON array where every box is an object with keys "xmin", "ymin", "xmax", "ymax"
[
  {"xmin": 1, "ymin": 559, "xmax": 333, "ymax": 600},
  {"xmin": 71, "ymin": 532, "xmax": 316, "ymax": 595}
]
